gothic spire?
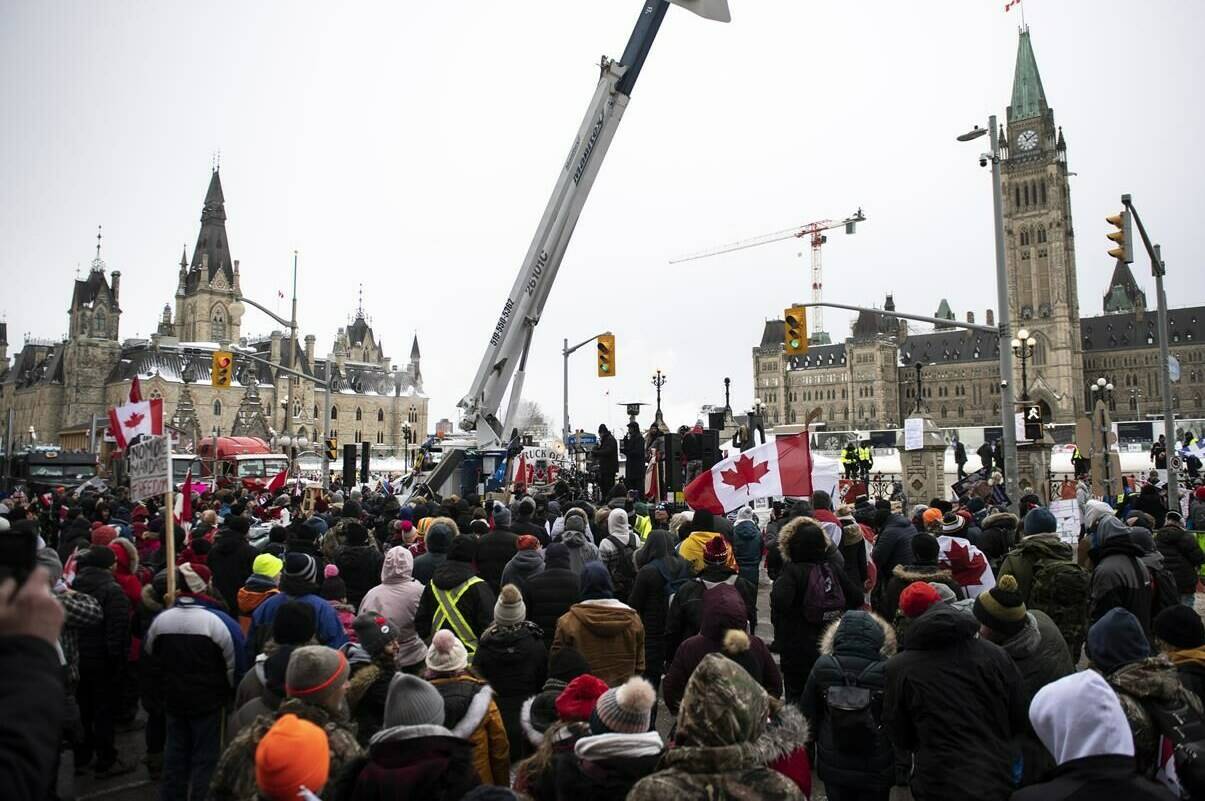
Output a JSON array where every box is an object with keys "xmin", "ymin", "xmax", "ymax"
[
  {"xmin": 410, "ymin": 333, "xmax": 421, "ymax": 361},
  {"xmin": 187, "ymin": 167, "xmax": 235, "ymax": 289},
  {"xmin": 1008, "ymin": 29, "xmax": 1048, "ymax": 123}
]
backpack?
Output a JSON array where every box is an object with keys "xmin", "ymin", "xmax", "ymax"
[
  {"xmin": 1149, "ymin": 562, "xmax": 1181, "ymax": 619},
  {"xmin": 604, "ymin": 534, "xmax": 638, "ymax": 603},
  {"xmin": 1027, "ymin": 556, "xmax": 1089, "ymax": 648},
  {"xmin": 824, "ymin": 656, "xmax": 881, "ymax": 752},
  {"xmin": 803, "ymin": 562, "xmax": 846, "ymax": 624},
  {"xmin": 1144, "ymin": 695, "xmax": 1205, "ymax": 798}
]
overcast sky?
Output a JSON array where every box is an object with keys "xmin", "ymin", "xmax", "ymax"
[{"xmin": 3, "ymin": 0, "xmax": 1202, "ymax": 437}]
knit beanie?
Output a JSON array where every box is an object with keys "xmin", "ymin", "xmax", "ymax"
[
  {"xmin": 284, "ymin": 552, "xmax": 319, "ymax": 584},
  {"xmin": 973, "ymin": 574, "xmax": 1028, "ymax": 636},
  {"xmin": 921, "ymin": 508, "xmax": 943, "ymax": 529},
  {"xmin": 320, "ymin": 564, "xmax": 346, "ymax": 601},
  {"xmin": 579, "ymin": 561, "xmax": 613, "ymax": 601},
  {"xmin": 494, "ymin": 584, "xmax": 527, "ymax": 627},
  {"xmin": 77, "ymin": 544, "xmax": 116, "ymax": 570},
  {"xmin": 544, "ymin": 542, "xmax": 571, "ymax": 570},
  {"xmin": 590, "ymin": 676, "xmax": 656, "ymax": 735},
  {"xmin": 1088, "ymin": 607, "xmax": 1151, "ymax": 674},
  {"xmin": 425, "ymin": 522, "xmax": 453, "ymax": 553},
  {"xmin": 911, "ymin": 532, "xmax": 940, "ymax": 564},
  {"xmin": 1023, "ymin": 507, "xmax": 1058, "ymax": 536},
  {"xmin": 899, "ymin": 581, "xmax": 943, "ymax": 619},
  {"xmin": 272, "ymin": 600, "xmax": 318, "ymax": 646},
  {"xmin": 425, "ymin": 630, "xmax": 468, "ymax": 674},
  {"xmin": 254, "ymin": 714, "xmax": 330, "ymax": 801},
  {"xmin": 345, "ymin": 522, "xmax": 369, "ymax": 547},
  {"xmin": 91, "ymin": 525, "xmax": 119, "ymax": 546},
  {"xmin": 285, "ymin": 646, "xmax": 349, "ymax": 709},
  {"xmin": 492, "ymin": 502, "xmax": 512, "ymax": 529},
  {"xmin": 263, "ymin": 645, "xmax": 295, "ymax": 699},
  {"xmin": 178, "ymin": 562, "xmax": 212, "ymax": 594},
  {"xmin": 928, "ymin": 581, "xmax": 958, "ymax": 603},
  {"xmin": 939, "ymin": 512, "xmax": 967, "ymax": 535},
  {"xmin": 1154, "ymin": 605, "xmax": 1205, "ymax": 650},
  {"xmin": 253, "ymin": 553, "xmax": 283, "ymax": 579},
  {"xmin": 516, "ymin": 534, "xmax": 541, "ymax": 551},
  {"xmin": 447, "ymin": 535, "xmax": 477, "ymax": 564},
  {"xmin": 563, "ymin": 514, "xmax": 587, "ymax": 535},
  {"xmin": 703, "ymin": 534, "xmax": 729, "ymax": 565},
  {"xmin": 548, "ymin": 646, "xmax": 590, "ymax": 683},
  {"xmin": 383, "ymin": 673, "xmax": 445, "ymax": 728},
  {"xmin": 555, "ymin": 674, "xmax": 609, "ymax": 722},
  {"xmin": 352, "ymin": 613, "xmax": 398, "ymax": 658}
]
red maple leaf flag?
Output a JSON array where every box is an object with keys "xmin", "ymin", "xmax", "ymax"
[
  {"xmin": 937, "ymin": 534, "xmax": 996, "ymax": 597},
  {"xmin": 686, "ymin": 432, "xmax": 813, "ymax": 514},
  {"xmin": 107, "ymin": 398, "xmax": 164, "ymax": 451},
  {"xmin": 123, "ymin": 411, "xmax": 145, "ymax": 428}
]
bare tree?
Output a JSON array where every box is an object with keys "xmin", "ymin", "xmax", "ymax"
[{"xmin": 515, "ymin": 400, "xmax": 554, "ymax": 440}]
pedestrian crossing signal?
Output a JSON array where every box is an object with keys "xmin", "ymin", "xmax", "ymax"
[
  {"xmin": 597, "ymin": 333, "xmax": 615, "ymax": 378},
  {"xmin": 325, "ymin": 437, "xmax": 337, "ymax": 461},
  {"xmin": 211, "ymin": 351, "xmax": 234, "ymax": 388},
  {"xmin": 784, "ymin": 306, "xmax": 808, "ymax": 355}
]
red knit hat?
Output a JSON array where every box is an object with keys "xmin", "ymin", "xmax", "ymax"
[
  {"xmin": 899, "ymin": 581, "xmax": 943, "ymax": 618},
  {"xmin": 703, "ymin": 535, "xmax": 729, "ymax": 564},
  {"xmin": 555, "ymin": 674, "xmax": 609, "ymax": 722},
  {"xmin": 516, "ymin": 534, "xmax": 541, "ymax": 551},
  {"xmin": 91, "ymin": 525, "xmax": 119, "ymax": 546}
]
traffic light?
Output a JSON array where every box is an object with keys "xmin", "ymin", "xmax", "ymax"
[
  {"xmin": 211, "ymin": 351, "xmax": 234, "ymax": 388},
  {"xmin": 784, "ymin": 306, "xmax": 808, "ymax": 355},
  {"xmin": 1106, "ymin": 209, "xmax": 1133, "ymax": 263},
  {"xmin": 324, "ymin": 437, "xmax": 337, "ymax": 461},
  {"xmin": 597, "ymin": 333, "xmax": 615, "ymax": 377}
]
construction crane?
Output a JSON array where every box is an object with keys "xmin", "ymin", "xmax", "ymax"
[{"xmin": 671, "ymin": 208, "xmax": 866, "ymax": 344}]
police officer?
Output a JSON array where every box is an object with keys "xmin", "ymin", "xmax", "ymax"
[
  {"xmin": 857, "ymin": 440, "xmax": 874, "ymax": 483},
  {"xmin": 841, "ymin": 442, "xmax": 859, "ymax": 480}
]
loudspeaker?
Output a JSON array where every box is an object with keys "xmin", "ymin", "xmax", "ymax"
[
  {"xmin": 700, "ymin": 429, "xmax": 721, "ymax": 470},
  {"xmin": 360, "ymin": 442, "xmax": 371, "ymax": 483},
  {"xmin": 662, "ymin": 433, "xmax": 683, "ymax": 493},
  {"xmin": 342, "ymin": 444, "xmax": 357, "ymax": 488}
]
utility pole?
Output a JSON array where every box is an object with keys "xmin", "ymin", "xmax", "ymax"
[
  {"xmin": 321, "ymin": 357, "xmax": 332, "ymax": 490},
  {"xmin": 562, "ymin": 332, "xmax": 611, "ymax": 447}
]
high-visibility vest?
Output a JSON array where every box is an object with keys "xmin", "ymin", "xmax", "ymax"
[
  {"xmin": 1072, "ymin": 447, "xmax": 1083, "ymax": 461},
  {"xmin": 633, "ymin": 514, "xmax": 652, "ymax": 541},
  {"xmin": 432, "ymin": 577, "xmax": 484, "ymax": 655},
  {"xmin": 858, "ymin": 447, "xmax": 872, "ymax": 461},
  {"xmin": 841, "ymin": 449, "xmax": 855, "ymax": 465}
]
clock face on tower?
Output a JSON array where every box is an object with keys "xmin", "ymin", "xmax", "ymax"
[{"xmin": 1017, "ymin": 129, "xmax": 1039, "ymax": 152}]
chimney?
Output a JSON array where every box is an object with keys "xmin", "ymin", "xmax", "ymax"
[
  {"xmin": 270, "ymin": 330, "xmax": 282, "ymax": 364},
  {"xmin": 0, "ymin": 322, "xmax": 7, "ymax": 364},
  {"xmin": 986, "ymin": 308, "xmax": 995, "ymax": 327},
  {"xmin": 966, "ymin": 311, "xmax": 975, "ymax": 324},
  {"xmin": 304, "ymin": 334, "xmax": 315, "ymax": 366},
  {"xmin": 110, "ymin": 270, "xmax": 121, "ymax": 305},
  {"xmin": 232, "ymin": 259, "xmax": 241, "ymax": 291}
]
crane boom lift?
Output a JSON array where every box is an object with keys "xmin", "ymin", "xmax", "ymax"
[{"xmin": 457, "ymin": 0, "xmax": 731, "ymax": 450}]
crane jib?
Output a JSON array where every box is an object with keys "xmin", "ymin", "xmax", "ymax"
[{"xmin": 574, "ymin": 105, "xmax": 609, "ymax": 185}]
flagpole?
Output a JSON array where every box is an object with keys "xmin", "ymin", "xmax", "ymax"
[{"xmin": 164, "ymin": 488, "xmax": 177, "ymax": 605}]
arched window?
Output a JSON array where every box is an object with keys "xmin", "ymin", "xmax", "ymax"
[
  {"xmin": 376, "ymin": 431, "xmax": 383, "ymax": 444},
  {"xmin": 1014, "ymin": 186, "xmax": 1021, "ymax": 208},
  {"xmin": 1024, "ymin": 184, "xmax": 1030, "ymax": 206},
  {"xmin": 331, "ymin": 406, "xmax": 338, "ymax": 420},
  {"xmin": 213, "ymin": 399, "xmax": 222, "ymax": 417},
  {"xmin": 313, "ymin": 404, "xmax": 319, "ymax": 419},
  {"xmin": 93, "ymin": 308, "xmax": 107, "ymax": 337},
  {"xmin": 1040, "ymin": 181, "xmax": 1048, "ymax": 205},
  {"xmin": 377, "ymin": 409, "xmax": 384, "ymax": 422},
  {"xmin": 1037, "ymin": 227, "xmax": 1047, "ymax": 244},
  {"xmin": 355, "ymin": 407, "xmax": 362, "ymax": 421},
  {"xmin": 210, "ymin": 304, "xmax": 227, "ymax": 341}
]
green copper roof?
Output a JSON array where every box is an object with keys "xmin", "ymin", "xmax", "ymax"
[
  {"xmin": 1010, "ymin": 29, "xmax": 1047, "ymax": 122},
  {"xmin": 935, "ymin": 299, "xmax": 954, "ymax": 320}
]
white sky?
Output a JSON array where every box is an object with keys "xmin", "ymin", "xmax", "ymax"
[{"xmin": 3, "ymin": 0, "xmax": 1202, "ymax": 437}]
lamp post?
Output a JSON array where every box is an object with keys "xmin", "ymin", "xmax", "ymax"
[
  {"xmin": 913, "ymin": 362, "xmax": 924, "ymax": 414},
  {"xmin": 723, "ymin": 377, "xmax": 731, "ymax": 412},
  {"xmin": 401, "ymin": 421, "xmax": 412, "ymax": 472},
  {"xmin": 1011, "ymin": 328, "xmax": 1036, "ymax": 402},
  {"xmin": 1091, "ymin": 377, "xmax": 1115, "ymax": 497},
  {"xmin": 652, "ymin": 369, "xmax": 667, "ymax": 432},
  {"xmin": 1130, "ymin": 387, "xmax": 1143, "ymax": 419},
  {"xmin": 958, "ymin": 118, "xmax": 1021, "ymax": 509}
]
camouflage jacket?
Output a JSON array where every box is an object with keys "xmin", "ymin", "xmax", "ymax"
[
  {"xmin": 1106, "ymin": 656, "xmax": 1204, "ymax": 775},
  {"xmin": 627, "ymin": 742, "xmax": 804, "ymax": 801},
  {"xmin": 207, "ymin": 698, "xmax": 363, "ymax": 801}
]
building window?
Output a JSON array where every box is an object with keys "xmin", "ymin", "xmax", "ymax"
[
  {"xmin": 331, "ymin": 406, "xmax": 338, "ymax": 420},
  {"xmin": 213, "ymin": 399, "xmax": 222, "ymax": 417},
  {"xmin": 1040, "ymin": 180, "xmax": 1047, "ymax": 205},
  {"xmin": 210, "ymin": 305, "xmax": 227, "ymax": 341},
  {"xmin": 355, "ymin": 430, "xmax": 362, "ymax": 443},
  {"xmin": 313, "ymin": 404, "xmax": 319, "ymax": 419},
  {"xmin": 355, "ymin": 407, "xmax": 362, "ymax": 421},
  {"xmin": 377, "ymin": 409, "xmax": 384, "ymax": 422},
  {"xmin": 93, "ymin": 309, "xmax": 108, "ymax": 337},
  {"xmin": 376, "ymin": 431, "xmax": 383, "ymax": 444}
]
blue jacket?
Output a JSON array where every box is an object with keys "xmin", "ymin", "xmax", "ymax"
[
  {"xmin": 248, "ymin": 590, "xmax": 348, "ymax": 657},
  {"xmin": 731, "ymin": 520, "xmax": 763, "ymax": 588}
]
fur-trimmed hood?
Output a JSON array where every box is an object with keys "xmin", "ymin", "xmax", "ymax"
[
  {"xmin": 750, "ymin": 703, "xmax": 810, "ymax": 765},
  {"xmin": 109, "ymin": 537, "xmax": 139, "ymax": 576},
  {"xmin": 777, "ymin": 516, "xmax": 827, "ymax": 563},
  {"xmin": 819, "ymin": 609, "xmax": 897, "ymax": 658},
  {"xmin": 982, "ymin": 511, "xmax": 1019, "ymax": 530},
  {"xmin": 891, "ymin": 563, "xmax": 954, "ymax": 583},
  {"xmin": 431, "ymin": 679, "xmax": 495, "ymax": 739}
]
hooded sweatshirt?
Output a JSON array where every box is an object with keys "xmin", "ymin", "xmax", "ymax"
[
  {"xmin": 678, "ymin": 529, "xmax": 739, "ymax": 574},
  {"xmin": 359, "ymin": 547, "xmax": 427, "ymax": 667},
  {"xmin": 551, "ymin": 598, "xmax": 645, "ymax": 687},
  {"xmin": 561, "ymin": 517, "xmax": 601, "ymax": 576},
  {"xmin": 500, "ymin": 548, "xmax": 545, "ymax": 591}
]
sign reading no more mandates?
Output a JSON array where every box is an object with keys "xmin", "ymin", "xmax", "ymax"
[{"xmin": 128, "ymin": 434, "xmax": 172, "ymax": 502}]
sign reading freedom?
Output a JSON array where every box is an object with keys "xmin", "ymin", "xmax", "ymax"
[{"xmin": 128, "ymin": 434, "xmax": 172, "ymax": 502}]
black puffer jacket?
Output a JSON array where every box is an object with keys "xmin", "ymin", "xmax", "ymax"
[
  {"xmin": 334, "ymin": 544, "xmax": 384, "ymax": 608},
  {"xmin": 72, "ymin": 565, "xmax": 132, "ymax": 672},
  {"xmin": 57, "ymin": 516, "xmax": 92, "ymax": 562},
  {"xmin": 1088, "ymin": 526, "xmax": 1153, "ymax": 634},
  {"xmin": 474, "ymin": 529, "xmax": 518, "ymax": 594},
  {"xmin": 880, "ymin": 564, "xmax": 964, "ymax": 626},
  {"xmin": 207, "ymin": 529, "xmax": 258, "ymax": 611},
  {"xmin": 627, "ymin": 556, "xmax": 693, "ymax": 679},
  {"xmin": 1154, "ymin": 523, "xmax": 1205, "ymax": 594},
  {"xmin": 522, "ymin": 567, "xmax": 580, "ymax": 650},
  {"xmin": 800, "ymin": 610, "xmax": 896, "ymax": 791},
  {"xmin": 664, "ymin": 565, "xmax": 757, "ymax": 664},
  {"xmin": 870, "ymin": 514, "xmax": 916, "ymax": 611},
  {"xmin": 978, "ymin": 512, "xmax": 1019, "ymax": 571},
  {"xmin": 884, "ymin": 605, "xmax": 1025, "ymax": 801},
  {"xmin": 471, "ymin": 621, "xmax": 547, "ymax": 762},
  {"xmin": 414, "ymin": 560, "xmax": 496, "ymax": 643}
]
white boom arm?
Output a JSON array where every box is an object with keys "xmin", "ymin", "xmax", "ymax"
[{"xmin": 458, "ymin": 0, "xmax": 730, "ymax": 449}]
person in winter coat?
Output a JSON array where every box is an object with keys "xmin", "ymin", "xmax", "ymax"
[
  {"xmin": 424, "ymin": 630, "xmax": 511, "ymax": 786},
  {"xmin": 1088, "ymin": 607, "xmax": 1205, "ymax": 779},
  {"xmin": 106, "ymin": 537, "xmax": 142, "ymax": 609},
  {"xmin": 344, "ymin": 613, "xmax": 401, "ymax": 745},
  {"xmin": 626, "ymin": 530, "xmax": 692, "ymax": 697},
  {"xmin": 678, "ymin": 510, "xmax": 739, "ymax": 574},
  {"xmin": 332, "ymin": 673, "xmax": 480, "ymax": 801},
  {"xmin": 835, "ymin": 510, "xmax": 871, "ymax": 591},
  {"xmin": 1088, "ymin": 517, "xmax": 1153, "ymax": 634},
  {"xmin": 1152, "ymin": 604, "xmax": 1205, "ymax": 709},
  {"xmin": 662, "ymin": 583, "xmax": 781, "ymax": 714},
  {"xmin": 1154, "ymin": 512, "xmax": 1204, "ymax": 605},
  {"xmin": 973, "ymin": 575, "xmax": 1074, "ymax": 785},
  {"xmin": 883, "ymin": 599, "xmax": 1026, "ymax": 801},
  {"xmin": 1133, "ymin": 482, "xmax": 1168, "ymax": 528},
  {"xmin": 870, "ymin": 509, "xmax": 917, "ymax": 614},
  {"xmin": 237, "ymin": 554, "xmax": 281, "ymax": 635},
  {"xmin": 144, "ymin": 574, "xmax": 248, "ymax": 800},
  {"xmin": 476, "ymin": 503, "xmax": 519, "ymax": 594},
  {"xmin": 979, "ymin": 510, "xmax": 1020, "ymax": 571},
  {"xmin": 415, "ymin": 536, "xmax": 496, "ymax": 657},
  {"xmin": 560, "ymin": 513, "xmax": 600, "ymax": 575},
  {"xmin": 229, "ymin": 643, "xmax": 293, "ymax": 736},
  {"xmin": 320, "ymin": 566, "xmax": 358, "ymax": 642},
  {"xmin": 598, "ymin": 506, "xmax": 640, "ymax": 569},
  {"xmin": 1013, "ymin": 671, "xmax": 1181, "ymax": 801},
  {"xmin": 500, "ymin": 537, "xmax": 544, "ymax": 591},
  {"xmin": 665, "ymin": 534, "xmax": 759, "ymax": 661},
  {"xmin": 552, "ymin": 676, "xmax": 663, "ymax": 801},
  {"xmin": 522, "ymin": 542, "xmax": 580, "ymax": 651},
  {"xmin": 252, "ymin": 713, "xmax": 332, "ymax": 801},
  {"xmin": 771, "ymin": 518, "xmax": 864, "ymax": 702},
  {"xmin": 207, "ymin": 516, "xmax": 259, "ymax": 612},
  {"xmin": 628, "ymin": 653, "xmax": 806, "ymax": 801},
  {"xmin": 72, "ymin": 545, "xmax": 134, "ymax": 777},
  {"xmin": 550, "ymin": 562, "xmax": 645, "ymax": 687},
  {"xmin": 209, "ymin": 646, "xmax": 363, "ymax": 801},
  {"xmin": 412, "ymin": 520, "xmax": 455, "ymax": 586},
  {"xmin": 471, "ymin": 584, "xmax": 547, "ymax": 762},
  {"xmin": 333, "ymin": 522, "xmax": 384, "ymax": 609},
  {"xmin": 732, "ymin": 506, "xmax": 764, "ymax": 586},
  {"xmin": 879, "ymin": 531, "xmax": 965, "ymax": 627},
  {"xmin": 358, "ymin": 546, "xmax": 427, "ymax": 671},
  {"xmin": 513, "ymin": 671, "xmax": 606, "ymax": 799},
  {"xmin": 510, "ymin": 497, "xmax": 549, "ymax": 547},
  {"xmin": 800, "ymin": 610, "xmax": 895, "ymax": 800},
  {"xmin": 249, "ymin": 553, "xmax": 349, "ymax": 655}
]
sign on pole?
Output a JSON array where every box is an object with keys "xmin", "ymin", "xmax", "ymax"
[
  {"xmin": 903, "ymin": 417, "xmax": 924, "ymax": 451},
  {"xmin": 1049, "ymin": 498, "xmax": 1081, "ymax": 545},
  {"xmin": 128, "ymin": 435, "xmax": 172, "ymax": 502}
]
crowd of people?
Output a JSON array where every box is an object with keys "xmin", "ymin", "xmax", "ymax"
[{"xmin": 2, "ymin": 463, "xmax": 1205, "ymax": 800}]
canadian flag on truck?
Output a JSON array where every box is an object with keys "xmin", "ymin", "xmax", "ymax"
[
  {"xmin": 685, "ymin": 432, "xmax": 812, "ymax": 514},
  {"xmin": 107, "ymin": 397, "xmax": 164, "ymax": 451}
]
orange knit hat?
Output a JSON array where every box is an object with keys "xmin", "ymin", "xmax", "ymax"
[
  {"xmin": 921, "ymin": 508, "xmax": 944, "ymax": 528},
  {"xmin": 255, "ymin": 714, "xmax": 330, "ymax": 800}
]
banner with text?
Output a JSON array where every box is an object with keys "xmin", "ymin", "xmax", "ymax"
[{"xmin": 129, "ymin": 435, "xmax": 172, "ymax": 502}]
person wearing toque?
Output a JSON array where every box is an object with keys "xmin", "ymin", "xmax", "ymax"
[
  {"xmin": 1153, "ymin": 604, "xmax": 1205, "ymax": 709},
  {"xmin": 237, "ymin": 554, "xmax": 282, "ymax": 635},
  {"xmin": 247, "ymin": 552, "xmax": 349, "ymax": 658},
  {"xmin": 253, "ymin": 713, "xmax": 330, "ymax": 801},
  {"xmin": 473, "ymin": 584, "xmax": 547, "ymax": 762},
  {"xmin": 346, "ymin": 613, "xmax": 400, "ymax": 745}
]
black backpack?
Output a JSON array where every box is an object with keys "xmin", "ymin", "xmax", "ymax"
[
  {"xmin": 1149, "ymin": 561, "xmax": 1181, "ymax": 619},
  {"xmin": 824, "ymin": 655, "xmax": 881, "ymax": 752},
  {"xmin": 1144, "ymin": 696, "xmax": 1205, "ymax": 798},
  {"xmin": 605, "ymin": 534, "xmax": 638, "ymax": 603}
]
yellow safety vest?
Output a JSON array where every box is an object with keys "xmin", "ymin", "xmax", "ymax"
[
  {"xmin": 858, "ymin": 447, "xmax": 872, "ymax": 461},
  {"xmin": 432, "ymin": 577, "xmax": 484, "ymax": 655},
  {"xmin": 841, "ymin": 449, "xmax": 855, "ymax": 465},
  {"xmin": 633, "ymin": 514, "xmax": 652, "ymax": 541}
]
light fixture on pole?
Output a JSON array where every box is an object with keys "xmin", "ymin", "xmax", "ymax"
[
  {"xmin": 1011, "ymin": 328, "xmax": 1036, "ymax": 401},
  {"xmin": 651, "ymin": 369, "xmax": 667, "ymax": 432}
]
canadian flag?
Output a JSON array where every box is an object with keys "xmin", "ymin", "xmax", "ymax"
[
  {"xmin": 644, "ymin": 448, "xmax": 660, "ymax": 501},
  {"xmin": 107, "ymin": 398, "xmax": 164, "ymax": 451},
  {"xmin": 937, "ymin": 535, "xmax": 996, "ymax": 598},
  {"xmin": 265, "ymin": 469, "xmax": 289, "ymax": 494},
  {"xmin": 686, "ymin": 432, "xmax": 812, "ymax": 514},
  {"xmin": 511, "ymin": 451, "xmax": 528, "ymax": 488}
]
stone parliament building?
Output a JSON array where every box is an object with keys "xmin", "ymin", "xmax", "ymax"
[
  {"xmin": 0, "ymin": 168, "xmax": 428, "ymax": 459},
  {"xmin": 753, "ymin": 29, "xmax": 1204, "ymax": 435}
]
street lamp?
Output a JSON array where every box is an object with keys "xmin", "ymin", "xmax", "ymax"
[
  {"xmin": 913, "ymin": 362, "xmax": 924, "ymax": 414},
  {"xmin": 959, "ymin": 116, "xmax": 1021, "ymax": 509},
  {"xmin": 401, "ymin": 421, "xmax": 412, "ymax": 472},
  {"xmin": 1090, "ymin": 378, "xmax": 1115, "ymax": 496},
  {"xmin": 1011, "ymin": 328, "xmax": 1036, "ymax": 401},
  {"xmin": 651, "ymin": 370, "xmax": 667, "ymax": 432},
  {"xmin": 1130, "ymin": 386, "xmax": 1144, "ymax": 419}
]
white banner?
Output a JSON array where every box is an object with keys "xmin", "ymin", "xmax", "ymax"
[
  {"xmin": 1049, "ymin": 498, "xmax": 1081, "ymax": 544},
  {"xmin": 904, "ymin": 417, "xmax": 924, "ymax": 451},
  {"xmin": 128, "ymin": 435, "xmax": 172, "ymax": 502}
]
